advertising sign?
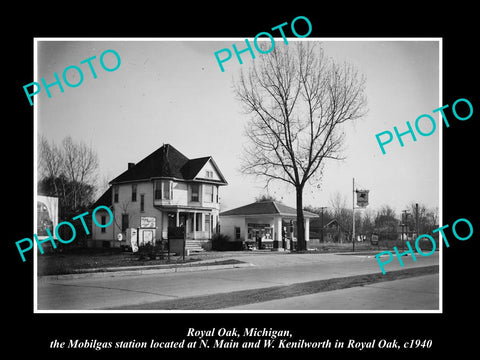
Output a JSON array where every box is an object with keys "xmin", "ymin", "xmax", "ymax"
[
  {"xmin": 141, "ymin": 216, "xmax": 156, "ymax": 228},
  {"xmin": 356, "ymin": 190, "xmax": 369, "ymax": 207}
]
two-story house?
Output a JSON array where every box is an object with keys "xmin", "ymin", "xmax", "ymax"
[{"xmin": 90, "ymin": 144, "xmax": 228, "ymax": 251}]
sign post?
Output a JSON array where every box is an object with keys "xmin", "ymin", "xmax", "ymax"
[
  {"xmin": 353, "ymin": 178, "xmax": 355, "ymax": 252},
  {"xmin": 353, "ymin": 178, "xmax": 369, "ymax": 252}
]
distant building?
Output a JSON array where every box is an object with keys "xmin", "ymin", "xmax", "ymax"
[
  {"xmin": 220, "ymin": 201, "xmax": 318, "ymax": 250},
  {"xmin": 323, "ymin": 218, "xmax": 349, "ymax": 243},
  {"xmin": 37, "ymin": 195, "xmax": 58, "ymax": 237},
  {"xmin": 90, "ymin": 144, "xmax": 228, "ymax": 251}
]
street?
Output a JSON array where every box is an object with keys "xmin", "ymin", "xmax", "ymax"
[
  {"xmin": 36, "ymin": 251, "xmax": 440, "ymax": 311},
  {"xmin": 226, "ymin": 274, "xmax": 439, "ymax": 310}
]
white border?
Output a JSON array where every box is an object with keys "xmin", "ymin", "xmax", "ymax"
[{"xmin": 33, "ymin": 37, "xmax": 443, "ymax": 314}]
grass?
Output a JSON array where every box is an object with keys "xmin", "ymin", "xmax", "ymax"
[
  {"xmin": 37, "ymin": 248, "xmax": 198, "ymax": 276},
  {"xmin": 37, "ymin": 247, "xmax": 253, "ymax": 276},
  {"xmin": 36, "ymin": 240, "xmax": 437, "ymax": 276}
]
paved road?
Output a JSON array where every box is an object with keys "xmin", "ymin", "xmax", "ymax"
[
  {"xmin": 36, "ymin": 252, "xmax": 439, "ymax": 311},
  {"xmin": 225, "ymin": 274, "xmax": 439, "ymax": 311}
]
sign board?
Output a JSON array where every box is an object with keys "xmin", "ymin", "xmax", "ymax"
[
  {"xmin": 247, "ymin": 223, "xmax": 271, "ymax": 229},
  {"xmin": 128, "ymin": 228, "xmax": 138, "ymax": 252},
  {"xmin": 139, "ymin": 229, "xmax": 155, "ymax": 246},
  {"xmin": 141, "ymin": 216, "xmax": 156, "ymax": 228},
  {"xmin": 131, "ymin": 239, "xmax": 138, "ymax": 252},
  {"xmin": 356, "ymin": 190, "xmax": 369, "ymax": 207}
]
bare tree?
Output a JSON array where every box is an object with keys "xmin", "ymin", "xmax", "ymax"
[
  {"xmin": 374, "ymin": 205, "xmax": 398, "ymax": 236},
  {"xmin": 234, "ymin": 42, "xmax": 367, "ymax": 250},
  {"xmin": 329, "ymin": 191, "xmax": 353, "ymax": 238},
  {"xmin": 39, "ymin": 135, "xmax": 63, "ymax": 195},
  {"xmin": 38, "ymin": 135, "xmax": 99, "ymax": 213},
  {"xmin": 62, "ymin": 136, "xmax": 99, "ymax": 209},
  {"xmin": 255, "ymin": 193, "xmax": 279, "ymax": 202},
  {"xmin": 406, "ymin": 202, "xmax": 439, "ymax": 234}
]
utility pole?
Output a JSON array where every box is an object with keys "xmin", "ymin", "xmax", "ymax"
[
  {"xmin": 352, "ymin": 177, "xmax": 355, "ymax": 252},
  {"xmin": 415, "ymin": 203, "xmax": 419, "ymax": 237},
  {"xmin": 401, "ymin": 210, "xmax": 410, "ymax": 251}
]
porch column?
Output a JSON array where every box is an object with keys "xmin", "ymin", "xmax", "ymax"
[
  {"xmin": 275, "ymin": 216, "xmax": 282, "ymax": 248},
  {"xmin": 193, "ymin": 211, "xmax": 196, "ymax": 240},
  {"xmin": 176, "ymin": 210, "xmax": 179, "ymax": 227}
]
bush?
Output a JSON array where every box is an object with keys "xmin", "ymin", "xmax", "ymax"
[
  {"xmin": 212, "ymin": 233, "xmax": 243, "ymax": 251},
  {"xmin": 136, "ymin": 242, "xmax": 165, "ymax": 260}
]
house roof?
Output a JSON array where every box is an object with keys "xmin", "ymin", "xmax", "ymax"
[
  {"xmin": 91, "ymin": 186, "xmax": 112, "ymax": 209},
  {"xmin": 181, "ymin": 156, "xmax": 210, "ymax": 179},
  {"xmin": 220, "ymin": 201, "xmax": 318, "ymax": 218},
  {"xmin": 323, "ymin": 218, "xmax": 349, "ymax": 233},
  {"xmin": 110, "ymin": 144, "xmax": 227, "ymax": 185}
]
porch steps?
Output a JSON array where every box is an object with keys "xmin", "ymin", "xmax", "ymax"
[{"xmin": 185, "ymin": 240, "xmax": 205, "ymax": 253}]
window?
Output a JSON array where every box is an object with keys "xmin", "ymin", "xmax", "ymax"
[
  {"xmin": 206, "ymin": 170, "xmax": 213, "ymax": 178},
  {"xmin": 195, "ymin": 213, "xmax": 202, "ymax": 231},
  {"xmin": 205, "ymin": 214, "xmax": 211, "ymax": 233},
  {"xmin": 191, "ymin": 183, "xmax": 199, "ymax": 202},
  {"xmin": 154, "ymin": 180, "xmax": 162, "ymax": 200},
  {"xmin": 163, "ymin": 181, "xmax": 172, "ymax": 200},
  {"xmin": 234, "ymin": 227, "xmax": 240, "ymax": 240},
  {"xmin": 205, "ymin": 185, "xmax": 214, "ymax": 202},
  {"xmin": 101, "ymin": 215, "xmax": 106, "ymax": 233},
  {"xmin": 131, "ymin": 184, "xmax": 137, "ymax": 202},
  {"xmin": 140, "ymin": 194, "xmax": 145, "ymax": 212},
  {"xmin": 113, "ymin": 186, "xmax": 119, "ymax": 203},
  {"xmin": 121, "ymin": 213, "xmax": 129, "ymax": 232},
  {"xmin": 216, "ymin": 186, "xmax": 219, "ymax": 203},
  {"xmin": 154, "ymin": 180, "xmax": 172, "ymax": 200}
]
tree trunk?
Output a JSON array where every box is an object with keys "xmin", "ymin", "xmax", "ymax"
[{"xmin": 296, "ymin": 185, "xmax": 306, "ymax": 251}]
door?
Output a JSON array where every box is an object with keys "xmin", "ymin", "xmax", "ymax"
[{"xmin": 138, "ymin": 229, "xmax": 155, "ymax": 246}]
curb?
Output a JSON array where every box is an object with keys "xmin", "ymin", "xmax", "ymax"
[{"xmin": 38, "ymin": 262, "xmax": 254, "ymax": 282}]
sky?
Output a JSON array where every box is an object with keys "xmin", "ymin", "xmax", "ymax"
[{"xmin": 36, "ymin": 38, "xmax": 440, "ymax": 215}]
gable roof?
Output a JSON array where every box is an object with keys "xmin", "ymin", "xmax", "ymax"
[
  {"xmin": 220, "ymin": 201, "xmax": 318, "ymax": 218},
  {"xmin": 91, "ymin": 186, "xmax": 112, "ymax": 209},
  {"xmin": 322, "ymin": 219, "xmax": 351, "ymax": 234},
  {"xmin": 110, "ymin": 144, "xmax": 227, "ymax": 185},
  {"xmin": 181, "ymin": 156, "xmax": 210, "ymax": 179}
]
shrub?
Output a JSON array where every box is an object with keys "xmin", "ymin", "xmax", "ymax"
[
  {"xmin": 136, "ymin": 242, "xmax": 165, "ymax": 260},
  {"xmin": 211, "ymin": 233, "xmax": 243, "ymax": 251}
]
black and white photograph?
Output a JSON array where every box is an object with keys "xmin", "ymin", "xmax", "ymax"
[
  {"xmin": 7, "ymin": 6, "xmax": 478, "ymax": 357},
  {"xmin": 33, "ymin": 38, "xmax": 441, "ymax": 312}
]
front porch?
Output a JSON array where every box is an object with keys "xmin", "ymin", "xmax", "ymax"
[{"xmin": 165, "ymin": 208, "xmax": 217, "ymax": 241}]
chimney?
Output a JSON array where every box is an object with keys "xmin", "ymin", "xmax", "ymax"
[{"xmin": 128, "ymin": 162, "xmax": 135, "ymax": 170}]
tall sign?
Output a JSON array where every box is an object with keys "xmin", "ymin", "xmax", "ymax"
[
  {"xmin": 353, "ymin": 178, "xmax": 370, "ymax": 253},
  {"xmin": 356, "ymin": 190, "xmax": 369, "ymax": 207}
]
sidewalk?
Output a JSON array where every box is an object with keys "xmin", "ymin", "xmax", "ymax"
[
  {"xmin": 37, "ymin": 257, "xmax": 254, "ymax": 282},
  {"xmin": 37, "ymin": 251, "xmax": 439, "ymax": 310}
]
